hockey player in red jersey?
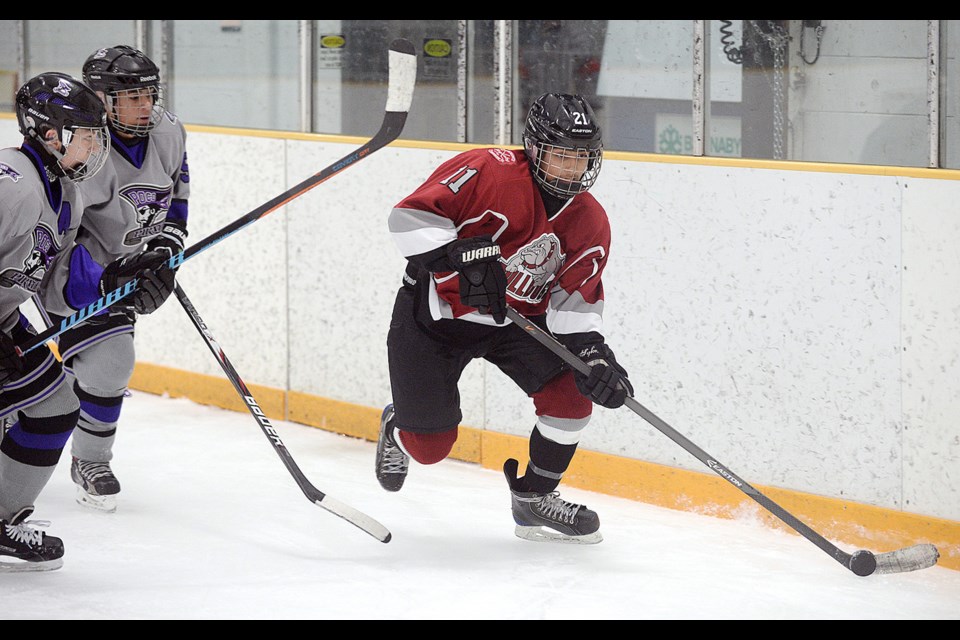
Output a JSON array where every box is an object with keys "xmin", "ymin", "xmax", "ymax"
[{"xmin": 377, "ymin": 93, "xmax": 632, "ymax": 543}]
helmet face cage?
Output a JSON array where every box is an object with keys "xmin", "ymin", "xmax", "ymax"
[
  {"xmin": 61, "ymin": 126, "xmax": 110, "ymax": 182},
  {"xmin": 525, "ymin": 141, "xmax": 603, "ymax": 198},
  {"xmin": 83, "ymin": 45, "xmax": 164, "ymax": 136},
  {"xmin": 523, "ymin": 93, "xmax": 603, "ymax": 198},
  {"xmin": 104, "ymin": 85, "xmax": 164, "ymax": 136},
  {"xmin": 15, "ymin": 72, "xmax": 110, "ymax": 182}
]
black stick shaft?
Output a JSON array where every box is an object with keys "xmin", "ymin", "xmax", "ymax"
[
  {"xmin": 174, "ymin": 282, "xmax": 391, "ymax": 543},
  {"xmin": 504, "ymin": 306, "xmax": 859, "ymax": 571}
]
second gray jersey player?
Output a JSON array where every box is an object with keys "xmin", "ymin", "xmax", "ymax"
[
  {"xmin": 38, "ymin": 45, "xmax": 187, "ymax": 513},
  {"xmin": 68, "ymin": 109, "xmax": 188, "ymax": 269}
]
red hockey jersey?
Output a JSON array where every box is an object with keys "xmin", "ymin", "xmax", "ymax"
[{"xmin": 389, "ymin": 147, "xmax": 611, "ymax": 336}]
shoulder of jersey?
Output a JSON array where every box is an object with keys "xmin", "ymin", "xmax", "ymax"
[
  {"xmin": 487, "ymin": 147, "xmax": 526, "ymax": 164},
  {"xmin": 476, "ymin": 147, "xmax": 523, "ymax": 166},
  {"xmin": 0, "ymin": 153, "xmax": 36, "ymax": 204},
  {"xmin": 154, "ymin": 110, "xmax": 184, "ymax": 134},
  {"xmin": 0, "ymin": 157, "xmax": 39, "ymax": 236},
  {"xmin": 0, "ymin": 151, "xmax": 29, "ymax": 182},
  {"xmin": 452, "ymin": 147, "xmax": 524, "ymax": 172}
]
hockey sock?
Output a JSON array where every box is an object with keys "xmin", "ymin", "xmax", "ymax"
[
  {"xmin": 397, "ymin": 427, "xmax": 458, "ymax": 465},
  {"xmin": 72, "ymin": 382, "xmax": 123, "ymax": 461},
  {"xmin": 0, "ymin": 409, "xmax": 79, "ymax": 467},
  {"xmin": 522, "ymin": 426, "xmax": 578, "ymax": 494}
]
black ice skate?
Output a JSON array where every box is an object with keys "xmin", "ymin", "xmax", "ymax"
[
  {"xmin": 375, "ymin": 404, "xmax": 409, "ymax": 492},
  {"xmin": 71, "ymin": 457, "xmax": 121, "ymax": 512},
  {"xmin": 0, "ymin": 506, "xmax": 64, "ymax": 572},
  {"xmin": 503, "ymin": 458, "xmax": 602, "ymax": 545}
]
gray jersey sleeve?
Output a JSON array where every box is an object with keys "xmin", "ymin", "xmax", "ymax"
[
  {"xmin": 151, "ymin": 111, "xmax": 190, "ymax": 213},
  {"xmin": 0, "ymin": 158, "xmax": 41, "ymax": 332},
  {"xmin": 1, "ymin": 149, "xmax": 84, "ymax": 324}
]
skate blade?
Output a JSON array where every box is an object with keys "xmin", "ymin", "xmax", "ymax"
[
  {"xmin": 514, "ymin": 525, "xmax": 603, "ymax": 545},
  {"xmin": 0, "ymin": 557, "xmax": 63, "ymax": 572},
  {"xmin": 75, "ymin": 487, "xmax": 117, "ymax": 513}
]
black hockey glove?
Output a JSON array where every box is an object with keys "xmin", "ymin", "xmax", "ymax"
[
  {"xmin": 129, "ymin": 266, "xmax": 176, "ymax": 315},
  {"xmin": 100, "ymin": 249, "xmax": 176, "ymax": 316},
  {"xmin": 146, "ymin": 219, "xmax": 188, "ymax": 271},
  {"xmin": 562, "ymin": 333, "xmax": 634, "ymax": 409},
  {"xmin": 447, "ymin": 235, "xmax": 507, "ymax": 324},
  {"xmin": 0, "ymin": 330, "xmax": 24, "ymax": 387}
]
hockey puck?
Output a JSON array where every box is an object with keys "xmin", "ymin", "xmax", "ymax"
[{"xmin": 849, "ymin": 550, "xmax": 877, "ymax": 576}]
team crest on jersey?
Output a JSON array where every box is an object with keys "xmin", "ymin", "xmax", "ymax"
[
  {"xmin": 503, "ymin": 233, "xmax": 565, "ymax": 303},
  {"xmin": 120, "ymin": 183, "xmax": 173, "ymax": 246},
  {"xmin": 0, "ymin": 225, "xmax": 57, "ymax": 292},
  {"xmin": 0, "ymin": 163, "xmax": 22, "ymax": 183},
  {"xmin": 487, "ymin": 148, "xmax": 514, "ymax": 164}
]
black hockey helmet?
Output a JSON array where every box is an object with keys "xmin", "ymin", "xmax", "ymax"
[
  {"xmin": 15, "ymin": 72, "xmax": 109, "ymax": 181},
  {"xmin": 523, "ymin": 93, "xmax": 603, "ymax": 198},
  {"xmin": 83, "ymin": 45, "xmax": 164, "ymax": 136}
]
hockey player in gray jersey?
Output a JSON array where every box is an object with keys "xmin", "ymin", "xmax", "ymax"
[
  {"xmin": 0, "ymin": 72, "xmax": 163, "ymax": 571},
  {"xmin": 38, "ymin": 46, "xmax": 187, "ymax": 513}
]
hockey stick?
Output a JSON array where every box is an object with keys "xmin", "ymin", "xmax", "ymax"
[
  {"xmin": 504, "ymin": 305, "xmax": 940, "ymax": 577},
  {"xmin": 16, "ymin": 37, "xmax": 418, "ymax": 357},
  {"xmin": 173, "ymin": 282, "xmax": 391, "ymax": 543}
]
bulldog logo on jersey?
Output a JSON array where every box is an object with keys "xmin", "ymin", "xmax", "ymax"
[
  {"xmin": 120, "ymin": 183, "xmax": 173, "ymax": 246},
  {"xmin": 0, "ymin": 225, "xmax": 57, "ymax": 292},
  {"xmin": 0, "ymin": 163, "xmax": 22, "ymax": 183},
  {"xmin": 503, "ymin": 233, "xmax": 565, "ymax": 303}
]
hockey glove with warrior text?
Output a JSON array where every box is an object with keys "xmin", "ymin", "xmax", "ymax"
[
  {"xmin": 100, "ymin": 249, "xmax": 176, "ymax": 316},
  {"xmin": 447, "ymin": 235, "xmax": 507, "ymax": 324},
  {"xmin": 0, "ymin": 330, "xmax": 24, "ymax": 386},
  {"xmin": 561, "ymin": 333, "xmax": 634, "ymax": 409},
  {"xmin": 146, "ymin": 219, "xmax": 187, "ymax": 272}
]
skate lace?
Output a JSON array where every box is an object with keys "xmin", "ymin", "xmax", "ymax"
[
  {"xmin": 536, "ymin": 492, "xmax": 581, "ymax": 524},
  {"xmin": 382, "ymin": 440, "xmax": 409, "ymax": 474},
  {"xmin": 77, "ymin": 460, "xmax": 114, "ymax": 482},
  {"xmin": 4, "ymin": 519, "xmax": 50, "ymax": 548}
]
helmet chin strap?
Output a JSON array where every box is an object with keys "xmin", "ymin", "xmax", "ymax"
[
  {"xmin": 27, "ymin": 127, "xmax": 69, "ymax": 178},
  {"xmin": 36, "ymin": 129, "xmax": 65, "ymax": 159}
]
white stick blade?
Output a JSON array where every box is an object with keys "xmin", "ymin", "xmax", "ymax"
[
  {"xmin": 387, "ymin": 38, "xmax": 417, "ymax": 113},
  {"xmin": 316, "ymin": 495, "xmax": 392, "ymax": 543},
  {"xmin": 873, "ymin": 543, "xmax": 940, "ymax": 574}
]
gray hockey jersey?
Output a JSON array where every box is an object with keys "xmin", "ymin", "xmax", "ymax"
[
  {"xmin": 39, "ymin": 110, "xmax": 189, "ymax": 317},
  {"xmin": 0, "ymin": 145, "xmax": 83, "ymax": 335}
]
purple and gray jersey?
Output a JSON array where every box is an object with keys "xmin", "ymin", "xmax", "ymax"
[
  {"xmin": 0, "ymin": 145, "xmax": 83, "ymax": 333},
  {"xmin": 39, "ymin": 109, "xmax": 190, "ymax": 317}
]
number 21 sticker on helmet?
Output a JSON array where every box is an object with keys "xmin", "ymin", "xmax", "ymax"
[{"xmin": 522, "ymin": 93, "xmax": 603, "ymax": 198}]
